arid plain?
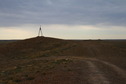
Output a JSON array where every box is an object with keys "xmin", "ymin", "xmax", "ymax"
[{"xmin": 0, "ymin": 37, "xmax": 126, "ymax": 84}]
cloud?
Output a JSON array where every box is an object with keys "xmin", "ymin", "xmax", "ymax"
[
  {"xmin": 42, "ymin": 24, "xmax": 126, "ymax": 39},
  {"xmin": 0, "ymin": 0, "xmax": 126, "ymax": 27},
  {"xmin": 0, "ymin": 27, "xmax": 35, "ymax": 39},
  {"xmin": 0, "ymin": 24, "xmax": 126, "ymax": 39}
]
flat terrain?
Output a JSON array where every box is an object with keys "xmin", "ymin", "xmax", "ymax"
[{"xmin": 0, "ymin": 37, "xmax": 126, "ymax": 84}]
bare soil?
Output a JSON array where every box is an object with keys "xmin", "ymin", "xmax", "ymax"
[{"xmin": 0, "ymin": 37, "xmax": 126, "ymax": 84}]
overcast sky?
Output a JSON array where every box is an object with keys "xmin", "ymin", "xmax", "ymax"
[{"xmin": 0, "ymin": 0, "xmax": 126, "ymax": 39}]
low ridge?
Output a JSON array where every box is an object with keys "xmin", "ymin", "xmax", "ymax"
[{"xmin": 0, "ymin": 37, "xmax": 73, "ymax": 59}]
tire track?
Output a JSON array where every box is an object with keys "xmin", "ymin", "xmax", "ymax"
[
  {"xmin": 84, "ymin": 58, "xmax": 126, "ymax": 78},
  {"xmin": 86, "ymin": 61, "xmax": 110, "ymax": 84},
  {"xmin": 97, "ymin": 60, "xmax": 126, "ymax": 79}
]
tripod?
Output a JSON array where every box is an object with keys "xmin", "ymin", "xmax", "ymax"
[{"xmin": 38, "ymin": 26, "xmax": 43, "ymax": 37}]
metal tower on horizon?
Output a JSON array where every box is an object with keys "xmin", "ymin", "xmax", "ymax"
[{"xmin": 38, "ymin": 25, "xmax": 43, "ymax": 37}]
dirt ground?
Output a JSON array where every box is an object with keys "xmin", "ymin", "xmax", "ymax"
[{"xmin": 0, "ymin": 37, "xmax": 126, "ymax": 84}]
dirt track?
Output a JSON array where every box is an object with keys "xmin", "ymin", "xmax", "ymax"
[
  {"xmin": 31, "ymin": 40, "xmax": 126, "ymax": 84},
  {"xmin": 83, "ymin": 58, "xmax": 126, "ymax": 84},
  {"xmin": 18, "ymin": 57, "xmax": 126, "ymax": 84}
]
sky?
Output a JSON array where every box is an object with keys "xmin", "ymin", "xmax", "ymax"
[{"xmin": 0, "ymin": 0, "xmax": 126, "ymax": 39}]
